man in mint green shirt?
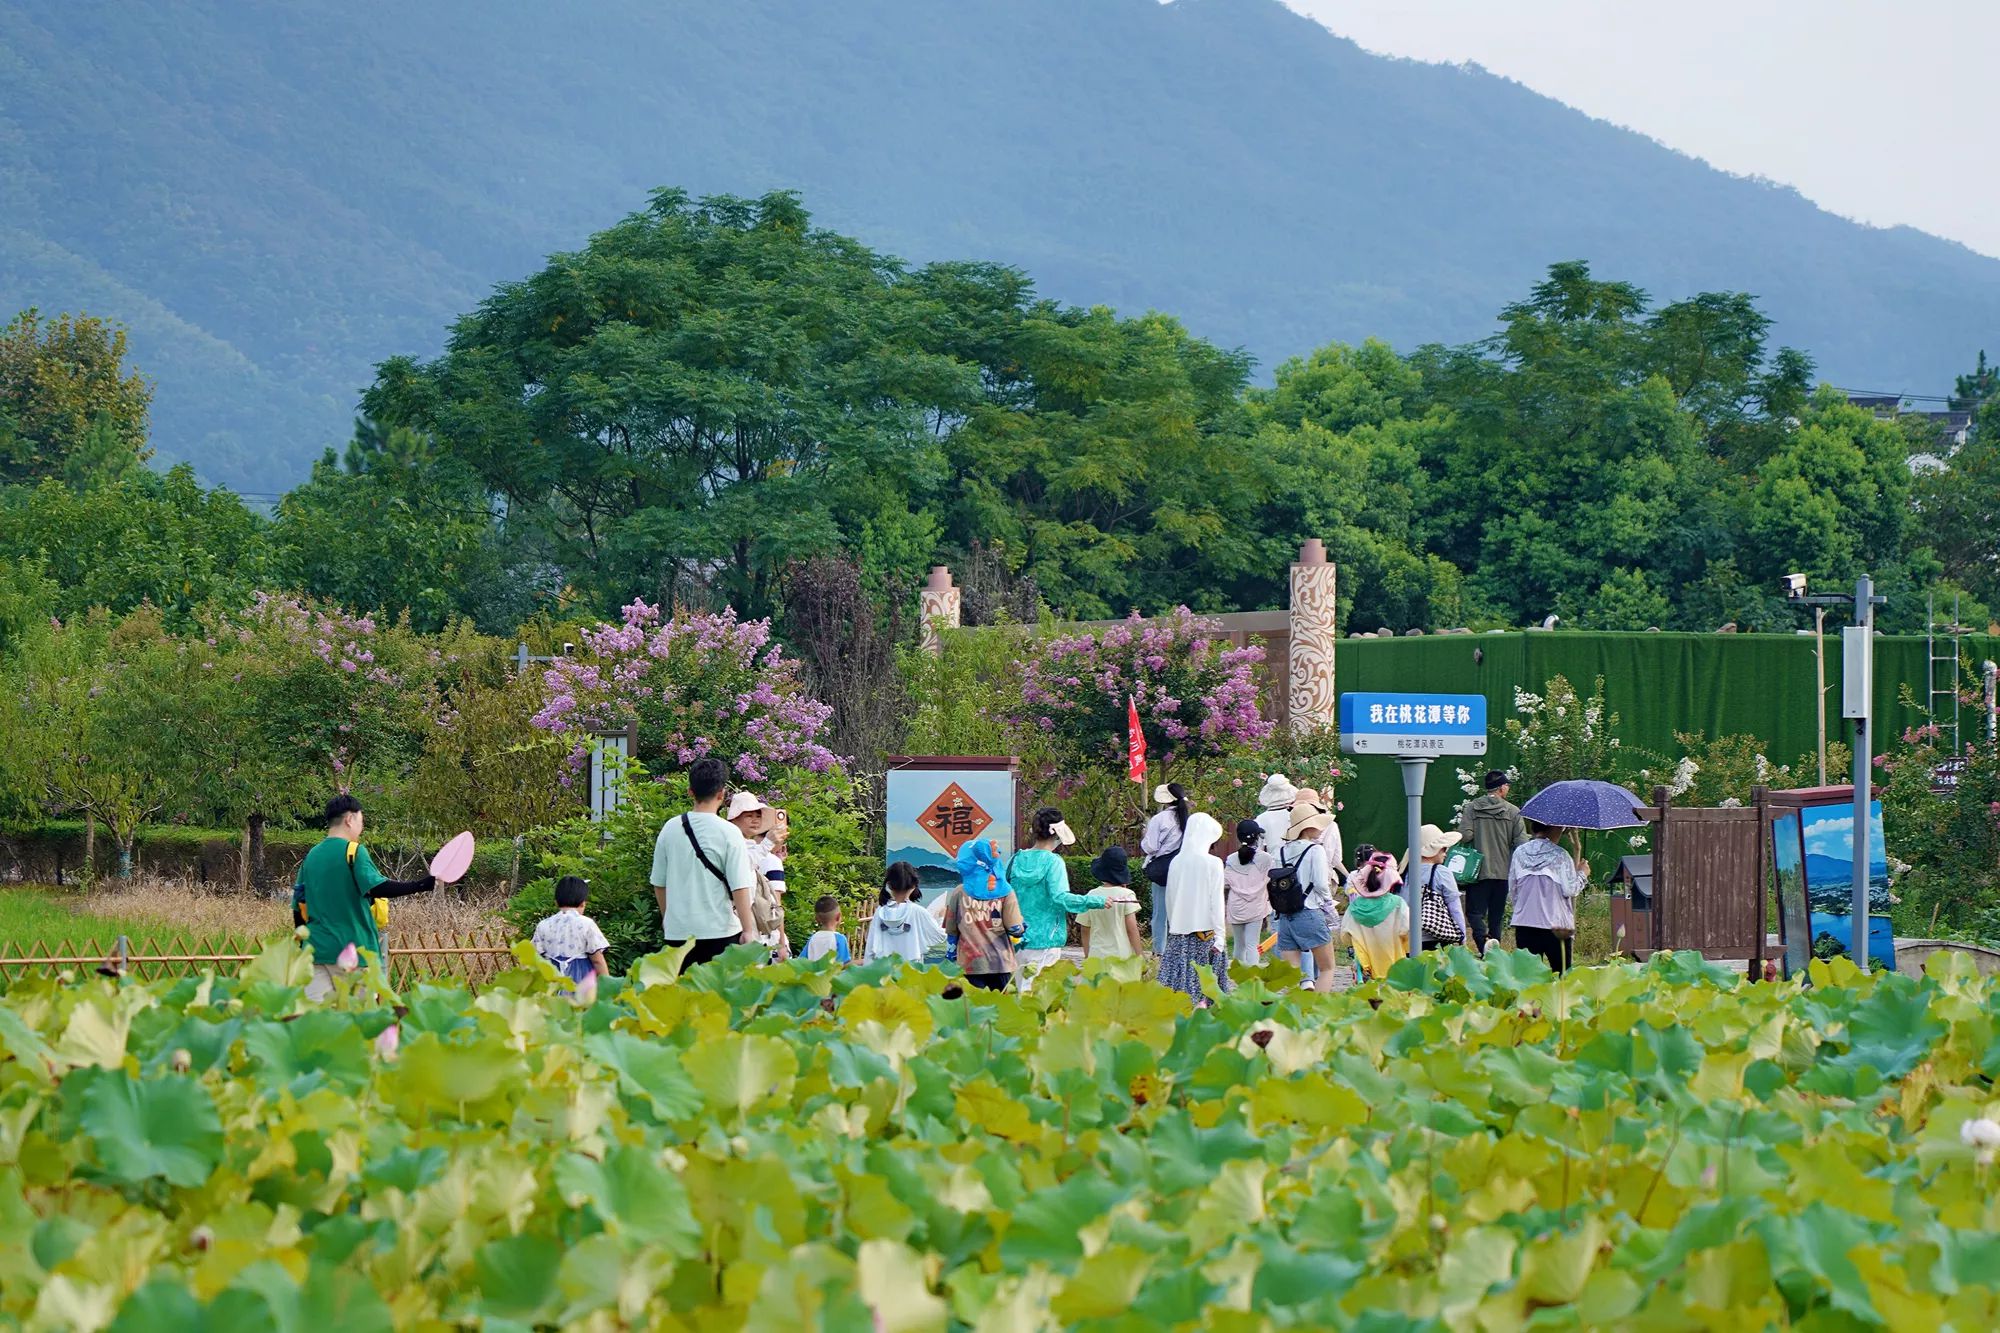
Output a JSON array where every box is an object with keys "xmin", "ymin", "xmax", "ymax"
[
  {"xmin": 649, "ymin": 757, "xmax": 758, "ymax": 973},
  {"xmin": 294, "ymin": 794, "xmax": 435, "ymax": 999}
]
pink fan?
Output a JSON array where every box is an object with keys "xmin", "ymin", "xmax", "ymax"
[{"xmin": 429, "ymin": 831, "xmax": 475, "ymax": 885}]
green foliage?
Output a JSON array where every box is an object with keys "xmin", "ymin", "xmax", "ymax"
[
  {"xmin": 6, "ymin": 941, "xmax": 2000, "ymax": 1325},
  {"xmin": 1881, "ymin": 731, "xmax": 2000, "ymax": 942},
  {"xmin": 366, "ymin": 189, "xmax": 981, "ymax": 618},
  {"xmin": 0, "ymin": 466, "xmax": 266, "ymax": 626},
  {"xmin": 1631, "ymin": 731, "xmax": 1835, "ymax": 810},
  {"xmin": 266, "ymin": 421, "xmax": 542, "ymax": 633},
  {"xmin": 0, "ymin": 309, "xmax": 151, "ymax": 485},
  {"xmin": 404, "ymin": 629, "xmax": 577, "ymax": 842},
  {"xmin": 939, "ymin": 306, "xmax": 1271, "ymax": 618}
]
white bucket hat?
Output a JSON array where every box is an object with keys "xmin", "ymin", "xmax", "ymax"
[
  {"xmin": 1257, "ymin": 773, "xmax": 1298, "ymax": 810},
  {"xmin": 726, "ymin": 791, "xmax": 770, "ymax": 823}
]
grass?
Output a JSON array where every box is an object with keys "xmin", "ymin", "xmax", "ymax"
[{"xmin": 0, "ymin": 877, "xmax": 509, "ymax": 950}]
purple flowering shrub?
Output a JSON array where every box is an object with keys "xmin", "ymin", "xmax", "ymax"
[
  {"xmin": 1017, "ymin": 607, "xmax": 1272, "ymax": 767},
  {"xmin": 215, "ymin": 592, "xmax": 437, "ymax": 788},
  {"xmin": 532, "ymin": 600, "xmax": 837, "ymax": 783}
]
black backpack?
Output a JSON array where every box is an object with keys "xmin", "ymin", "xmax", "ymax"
[{"xmin": 1267, "ymin": 845, "xmax": 1310, "ymax": 916}]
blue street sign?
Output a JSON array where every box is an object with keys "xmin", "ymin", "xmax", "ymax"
[{"xmin": 1339, "ymin": 692, "xmax": 1488, "ymax": 756}]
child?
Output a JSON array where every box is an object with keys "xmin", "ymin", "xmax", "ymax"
[
  {"xmin": 944, "ymin": 841, "xmax": 1025, "ymax": 990},
  {"xmin": 1079, "ymin": 846, "xmax": 1144, "ymax": 959},
  {"xmin": 1223, "ymin": 818, "xmax": 1273, "ymax": 966},
  {"xmin": 866, "ymin": 861, "xmax": 947, "ymax": 964},
  {"xmin": 804, "ymin": 894, "xmax": 852, "ymax": 962},
  {"xmin": 532, "ymin": 876, "xmax": 610, "ymax": 982},
  {"xmin": 1344, "ymin": 849, "xmax": 1409, "ymax": 980}
]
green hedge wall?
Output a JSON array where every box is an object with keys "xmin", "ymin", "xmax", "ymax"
[{"xmin": 1328, "ymin": 630, "xmax": 2000, "ymax": 852}]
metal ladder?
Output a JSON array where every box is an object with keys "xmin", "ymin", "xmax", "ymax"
[{"xmin": 1927, "ymin": 591, "xmax": 1963, "ymax": 750}]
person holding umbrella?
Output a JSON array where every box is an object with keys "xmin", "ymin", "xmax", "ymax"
[
  {"xmin": 1507, "ymin": 823, "xmax": 1588, "ymax": 973},
  {"xmin": 1504, "ymin": 778, "xmax": 1643, "ymax": 973}
]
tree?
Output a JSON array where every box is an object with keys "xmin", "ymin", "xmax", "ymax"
[
  {"xmin": 365, "ymin": 190, "xmax": 980, "ymax": 618},
  {"xmin": 0, "ymin": 465, "xmax": 267, "ymax": 625},
  {"xmin": 0, "ymin": 309, "xmax": 152, "ymax": 485},
  {"xmin": 1915, "ymin": 396, "xmax": 2000, "ymax": 611},
  {"xmin": 268, "ymin": 419, "xmax": 543, "ymax": 633},
  {"xmin": 939, "ymin": 306, "xmax": 1271, "ymax": 618},
  {"xmin": 1950, "ymin": 350, "xmax": 1999, "ymax": 414},
  {"xmin": 1246, "ymin": 341, "xmax": 1476, "ymax": 632}
]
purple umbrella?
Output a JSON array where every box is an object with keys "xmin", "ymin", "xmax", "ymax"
[{"xmin": 1519, "ymin": 779, "xmax": 1648, "ymax": 830}]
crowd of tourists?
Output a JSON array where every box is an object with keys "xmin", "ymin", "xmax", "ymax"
[{"xmin": 287, "ymin": 753, "xmax": 1589, "ymax": 998}]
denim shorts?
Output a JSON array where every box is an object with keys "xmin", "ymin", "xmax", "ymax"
[{"xmin": 1274, "ymin": 908, "xmax": 1333, "ymax": 952}]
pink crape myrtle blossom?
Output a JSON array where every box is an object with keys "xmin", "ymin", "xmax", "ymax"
[
  {"xmin": 1016, "ymin": 607, "xmax": 1272, "ymax": 766},
  {"xmin": 533, "ymin": 601, "xmax": 838, "ymax": 782}
]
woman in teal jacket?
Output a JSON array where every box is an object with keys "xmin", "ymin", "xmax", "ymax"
[{"xmin": 1011, "ymin": 807, "xmax": 1107, "ymax": 989}]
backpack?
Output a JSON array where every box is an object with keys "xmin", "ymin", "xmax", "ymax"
[
  {"xmin": 1267, "ymin": 845, "xmax": 1310, "ymax": 917},
  {"xmin": 748, "ymin": 864, "xmax": 785, "ymax": 935}
]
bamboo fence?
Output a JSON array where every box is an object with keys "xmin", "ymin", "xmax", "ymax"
[{"xmin": 0, "ymin": 927, "xmax": 517, "ymax": 990}]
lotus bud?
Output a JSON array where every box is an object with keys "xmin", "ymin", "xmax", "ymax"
[
  {"xmin": 375, "ymin": 1024, "xmax": 400, "ymax": 1059},
  {"xmin": 336, "ymin": 943, "xmax": 360, "ymax": 971},
  {"xmin": 573, "ymin": 972, "xmax": 598, "ymax": 1006}
]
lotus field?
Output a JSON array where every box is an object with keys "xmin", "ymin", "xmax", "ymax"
[{"xmin": 3, "ymin": 941, "xmax": 1999, "ymax": 1329}]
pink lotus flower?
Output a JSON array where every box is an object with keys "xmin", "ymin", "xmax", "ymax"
[
  {"xmin": 336, "ymin": 943, "xmax": 360, "ymax": 971},
  {"xmin": 375, "ymin": 1024, "xmax": 400, "ymax": 1059},
  {"xmin": 573, "ymin": 972, "xmax": 599, "ymax": 1006}
]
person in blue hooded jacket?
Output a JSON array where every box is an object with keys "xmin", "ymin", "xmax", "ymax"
[
  {"xmin": 1009, "ymin": 807, "xmax": 1108, "ymax": 990},
  {"xmin": 946, "ymin": 837, "xmax": 1024, "ymax": 989}
]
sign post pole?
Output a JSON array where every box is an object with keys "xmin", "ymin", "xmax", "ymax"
[
  {"xmin": 1397, "ymin": 757, "xmax": 1430, "ymax": 958},
  {"xmin": 1339, "ymin": 691, "xmax": 1489, "ymax": 960}
]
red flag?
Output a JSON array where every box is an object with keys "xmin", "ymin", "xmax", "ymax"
[{"xmin": 1126, "ymin": 696, "xmax": 1147, "ymax": 785}]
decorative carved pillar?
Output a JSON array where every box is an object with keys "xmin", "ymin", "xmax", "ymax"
[
  {"xmin": 1288, "ymin": 539, "xmax": 1338, "ymax": 732},
  {"xmin": 918, "ymin": 565, "xmax": 961, "ymax": 655}
]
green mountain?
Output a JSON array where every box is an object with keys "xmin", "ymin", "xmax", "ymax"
[{"xmin": 5, "ymin": 0, "xmax": 1995, "ymax": 491}]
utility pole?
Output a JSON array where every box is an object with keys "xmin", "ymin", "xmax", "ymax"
[
  {"xmin": 1787, "ymin": 573, "xmax": 1885, "ymax": 969},
  {"xmin": 1815, "ymin": 605, "xmax": 1827, "ymax": 785},
  {"xmin": 1843, "ymin": 575, "xmax": 1875, "ymax": 970}
]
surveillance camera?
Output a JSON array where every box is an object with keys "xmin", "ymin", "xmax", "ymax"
[{"xmin": 1781, "ymin": 573, "xmax": 1806, "ymax": 599}]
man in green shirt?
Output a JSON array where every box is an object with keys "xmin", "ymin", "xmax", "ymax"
[{"xmin": 295, "ymin": 794, "xmax": 436, "ymax": 1000}]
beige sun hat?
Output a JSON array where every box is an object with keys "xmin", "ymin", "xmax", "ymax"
[
  {"xmin": 726, "ymin": 791, "xmax": 770, "ymax": 823},
  {"xmin": 1287, "ymin": 806, "xmax": 1335, "ymax": 840},
  {"xmin": 1398, "ymin": 824, "xmax": 1463, "ymax": 870},
  {"xmin": 1153, "ymin": 783, "xmax": 1178, "ymax": 805}
]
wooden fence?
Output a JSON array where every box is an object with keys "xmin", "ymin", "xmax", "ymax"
[{"xmin": 0, "ymin": 927, "xmax": 518, "ymax": 990}]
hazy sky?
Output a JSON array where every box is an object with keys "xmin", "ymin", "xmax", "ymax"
[{"xmin": 1285, "ymin": 1, "xmax": 1999, "ymax": 259}]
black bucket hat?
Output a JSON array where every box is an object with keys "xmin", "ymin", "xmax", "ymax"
[{"xmin": 1090, "ymin": 845, "xmax": 1131, "ymax": 886}]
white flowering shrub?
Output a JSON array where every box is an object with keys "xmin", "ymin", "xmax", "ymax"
[{"xmin": 1500, "ymin": 674, "xmax": 1624, "ymax": 800}]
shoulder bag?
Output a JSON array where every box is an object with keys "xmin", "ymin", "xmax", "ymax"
[{"xmin": 1419, "ymin": 865, "xmax": 1464, "ymax": 945}]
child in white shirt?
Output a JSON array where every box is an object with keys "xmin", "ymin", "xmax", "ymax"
[
  {"xmin": 1080, "ymin": 846, "xmax": 1145, "ymax": 958},
  {"xmin": 865, "ymin": 861, "xmax": 948, "ymax": 963},
  {"xmin": 532, "ymin": 876, "xmax": 610, "ymax": 982},
  {"xmin": 804, "ymin": 894, "xmax": 852, "ymax": 963}
]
